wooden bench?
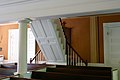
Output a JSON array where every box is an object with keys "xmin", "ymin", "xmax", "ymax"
[
  {"xmin": 31, "ymin": 71, "xmax": 111, "ymax": 80},
  {"xmin": 46, "ymin": 67, "xmax": 112, "ymax": 76},
  {"xmin": 10, "ymin": 77, "xmax": 40, "ymax": 80},
  {"xmin": 0, "ymin": 63, "xmax": 49, "ymax": 71},
  {"xmin": 56, "ymin": 65, "xmax": 112, "ymax": 71},
  {"xmin": 0, "ymin": 68, "xmax": 16, "ymax": 76},
  {"xmin": 0, "ymin": 74, "xmax": 9, "ymax": 79},
  {"xmin": 1, "ymin": 63, "xmax": 17, "ymax": 69}
]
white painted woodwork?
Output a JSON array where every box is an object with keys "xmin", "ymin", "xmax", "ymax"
[
  {"xmin": 17, "ymin": 20, "xmax": 28, "ymax": 75},
  {"xmin": 8, "ymin": 29, "xmax": 19, "ymax": 62},
  {"xmin": 8, "ymin": 28, "xmax": 35, "ymax": 63},
  {"xmin": 90, "ymin": 16, "xmax": 98, "ymax": 63},
  {"xmin": 27, "ymin": 28, "xmax": 35, "ymax": 63},
  {"xmin": 30, "ymin": 18, "xmax": 66, "ymax": 63},
  {"xmin": 112, "ymin": 69, "xmax": 118, "ymax": 80},
  {"xmin": 0, "ymin": 0, "xmax": 120, "ymax": 22},
  {"xmin": 104, "ymin": 22, "xmax": 120, "ymax": 80}
]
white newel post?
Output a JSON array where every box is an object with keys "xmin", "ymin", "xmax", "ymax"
[{"xmin": 17, "ymin": 20, "xmax": 28, "ymax": 75}]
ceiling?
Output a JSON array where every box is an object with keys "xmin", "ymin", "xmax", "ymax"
[
  {"xmin": 0, "ymin": 0, "xmax": 38, "ymax": 6},
  {"xmin": 0, "ymin": 0, "xmax": 120, "ymax": 23}
]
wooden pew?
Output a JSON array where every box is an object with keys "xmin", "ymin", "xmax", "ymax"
[
  {"xmin": 56, "ymin": 65, "xmax": 112, "ymax": 71},
  {"xmin": 1, "ymin": 63, "xmax": 17, "ymax": 69},
  {"xmin": 0, "ymin": 63, "xmax": 49, "ymax": 71},
  {"xmin": 46, "ymin": 67, "xmax": 112, "ymax": 76},
  {"xmin": 10, "ymin": 77, "xmax": 40, "ymax": 80},
  {"xmin": 31, "ymin": 71, "xmax": 111, "ymax": 80},
  {"xmin": 0, "ymin": 74, "xmax": 8, "ymax": 79},
  {"xmin": 0, "ymin": 68, "xmax": 16, "ymax": 76}
]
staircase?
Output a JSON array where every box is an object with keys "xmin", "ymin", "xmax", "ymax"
[
  {"xmin": 30, "ymin": 18, "xmax": 87, "ymax": 66},
  {"xmin": 30, "ymin": 18, "xmax": 66, "ymax": 63}
]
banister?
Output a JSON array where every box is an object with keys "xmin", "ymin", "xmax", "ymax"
[
  {"xmin": 30, "ymin": 49, "xmax": 41, "ymax": 63},
  {"xmin": 66, "ymin": 41, "xmax": 85, "ymax": 62},
  {"xmin": 59, "ymin": 18, "xmax": 88, "ymax": 66},
  {"xmin": 66, "ymin": 40, "xmax": 88, "ymax": 66}
]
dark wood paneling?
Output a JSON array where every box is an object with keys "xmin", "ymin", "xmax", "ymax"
[{"xmin": 62, "ymin": 17, "xmax": 90, "ymax": 62}]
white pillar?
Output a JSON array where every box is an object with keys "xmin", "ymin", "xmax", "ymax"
[{"xmin": 17, "ymin": 20, "xmax": 28, "ymax": 75}]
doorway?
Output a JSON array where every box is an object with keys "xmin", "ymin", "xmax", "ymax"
[{"xmin": 104, "ymin": 22, "xmax": 120, "ymax": 79}]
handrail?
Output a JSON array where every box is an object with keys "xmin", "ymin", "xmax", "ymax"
[{"xmin": 30, "ymin": 49, "xmax": 41, "ymax": 63}]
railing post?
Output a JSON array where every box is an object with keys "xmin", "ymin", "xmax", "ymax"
[
  {"xmin": 30, "ymin": 58, "xmax": 32, "ymax": 64},
  {"xmin": 85, "ymin": 60, "xmax": 88, "ymax": 66},
  {"xmin": 66, "ymin": 40, "xmax": 68, "ymax": 66},
  {"xmin": 69, "ymin": 46, "xmax": 71, "ymax": 65},
  {"xmin": 30, "ymin": 50, "xmax": 41, "ymax": 64}
]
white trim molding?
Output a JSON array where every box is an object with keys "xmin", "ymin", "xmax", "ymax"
[{"xmin": 90, "ymin": 16, "xmax": 99, "ymax": 63}]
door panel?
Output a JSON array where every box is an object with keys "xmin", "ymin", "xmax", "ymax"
[{"xmin": 104, "ymin": 22, "xmax": 120, "ymax": 80}]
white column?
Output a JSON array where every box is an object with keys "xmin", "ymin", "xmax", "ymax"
[{"xmin": 17, "ymin": 20, "xmax": 28, "ymax": 75}]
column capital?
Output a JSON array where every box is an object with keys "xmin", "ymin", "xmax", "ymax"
[
  {"xmin": 18, "ymin": 18, "xmax": 32, "ymax": 23},
  {"xmin": 18, "ymin": 20, "xmax": 29, "ymax": 23}
]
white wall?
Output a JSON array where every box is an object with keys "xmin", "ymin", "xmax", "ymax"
[{"xmin": 0, "ymin": 0, "xmax": 120, "ymax": 22}]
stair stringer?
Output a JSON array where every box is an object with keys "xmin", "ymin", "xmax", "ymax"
[{"xmin": 51, "ymin": 19, "xmax": 66, "ymax": 61}]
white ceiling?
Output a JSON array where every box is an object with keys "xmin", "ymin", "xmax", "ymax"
[
  {"xmin": 0, "ymin": 0, "xmax": 120, "ymax": 23},
  {"xmin": 0, "ymin": 0, "xmax": 37, "ymax": 6},
  {"xmin": 0, "ymin": 0, "xmax": 105, "ymax": 6},
  {"xmin": 0, "ymin": 0, "xmax": 26, "ymax": 5}
]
